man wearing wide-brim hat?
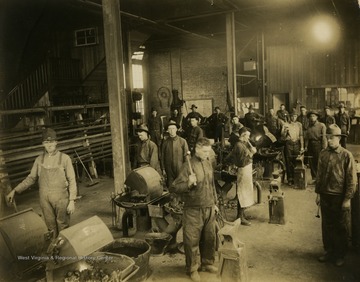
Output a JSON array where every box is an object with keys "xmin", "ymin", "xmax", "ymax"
[
  {"xmin": 315, "ymin": 124, "xmax": 357, "ymax": 267},
  {"xmin": 7, "ymin": 128, "xmax": 77, "ymax": 238},
  {"xmin": 335, "ymin": 102, "xmax": 351, "ymax": 148},
  {"xmin": 134, "ymin": 124, "xmax": 161, "ymax": 174},
  {"xmin": 304, "ymin": 110, "xmax": 327, "ymax": 182},
  {"xmin": 185, "ymin": 104, "xmax": 204, "ymax": 128}
]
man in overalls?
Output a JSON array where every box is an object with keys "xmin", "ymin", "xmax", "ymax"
[{"xmin": 7, "ymin": 128, "xmax": 77, "ymax": 238}]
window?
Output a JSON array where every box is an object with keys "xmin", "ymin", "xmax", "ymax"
[
  {"xmin": 132, "ymin": 64, "xmax": 144, "ymax": 115},
  {"xmin": 132, "ymin": 64, "xmax": 144, "ymax": 89},
  {"xmin": 74, "ymin": 28, "xmax": 98, "ymax": 47}
]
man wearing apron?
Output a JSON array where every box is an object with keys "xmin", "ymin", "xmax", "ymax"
[
  {"xmin": 7, "ymin": 128, "xmax": 77, "ymax": 238},
  {"xmin": 225, "ymin": 127, "xmax": 257, "ymax": 226}
]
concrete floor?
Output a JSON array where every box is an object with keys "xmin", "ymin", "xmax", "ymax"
[{"xmin": 5, "ymin": 144, "xmax": 360, "ymax": 282}]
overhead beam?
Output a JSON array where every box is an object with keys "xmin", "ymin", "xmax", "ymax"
[{"xmin": 120, "ymin": 11, "xmax": 220, "ymax": 42}]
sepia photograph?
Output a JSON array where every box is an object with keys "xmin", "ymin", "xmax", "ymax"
[{"xmin": 0, "ymin": 0, "xmax": 360, "ymax": 281}]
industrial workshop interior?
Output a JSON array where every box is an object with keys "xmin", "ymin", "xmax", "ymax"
[{"xmin": 1, "ymin": 0, "xmax": 360, "ymax": 281}]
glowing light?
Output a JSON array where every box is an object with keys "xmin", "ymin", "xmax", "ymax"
[
  {"xmin": 312, "ymin": 21, "xmax": 333, "ymax": 43},
  {"xmin": 303, "ymin": 15, "xmax": 341, "ymax": 50}
]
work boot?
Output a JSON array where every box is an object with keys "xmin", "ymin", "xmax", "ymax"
[
  {"xmin": 239, "ymin": 208, "xmax": 251, "ymax": 226},
  {"xmin": 201, "ymin": 265, "xmax": 218, "ymax": 273},
  {"xmin": 190, "ymin": 271, "xmax": 200, "ymax": 282},
  {"xmin": 334, "ymin": 257, "xmax": 345, "ymax": 267},
  {"xmin": 318, "ymin": 252, "xmax": 332, "ymax": 263}
]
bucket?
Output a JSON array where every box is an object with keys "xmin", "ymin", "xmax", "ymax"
[
  {"xmin": 144, "ymin": 232, "xmax": 172, "ymax": 256},
  {"xmin": 100, "ymin": 238, "xmax": 151, "ymax": 282}
]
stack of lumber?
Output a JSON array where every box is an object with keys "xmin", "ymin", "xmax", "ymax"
[{"xmin": 0, "ymin": 121, "xmax": 112, "ymax": 186}]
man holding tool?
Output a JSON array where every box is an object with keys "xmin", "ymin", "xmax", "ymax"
[
  {"xmin": 6, "ymin": 128, "xmax": 77, "ymax": 238},
  {"xmin": 171, "ymin": 137, "xmax": 218, "ymax": 282}
]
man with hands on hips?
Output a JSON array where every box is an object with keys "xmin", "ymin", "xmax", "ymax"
[{"xmin": 7, "ymin": 128, "xmax": 77, "ymax": 238}]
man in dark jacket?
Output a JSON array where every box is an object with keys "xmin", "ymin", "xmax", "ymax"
[
  {"xmin": 186, "ymin": 117, "xmax": 203, "ymax": 154},
  {"xmin": 277, "ymin": 104, "xmax": 290, "ymax": 123},
  {"xmin": 315, "ymin": 124, "xmax": 357, "ymax": 267},
  {"xmin": 335, "ymin": 103, "xmax": 351, "ymax": 148},
  {"xmin": 207, "ymin": 106, "xmax": 228, "ymax": 142},
  {"xmin": 171, "ymin": 137, "xmax": 218, "ymax": 282},
  {"xmin": 320, "ymin": 106, "xmax": 335, "ymax": 128},
  {"xmin": 244, "ymin": 105, "xmax": 262, "ymax": 130},
  {"xmin": 161, "ymin": 120, "xmax": 189, "ymax": 187},
  {"xmin": 304, "ymin": 110, "xmax": 327, "ymax": 181},
  {"xmin": 148, "ymin": 107, "xmax": 163, "ymax": 148},
  {"xmin": 133, "ymin": 124, "xmax": 161, "ymax": 174}
]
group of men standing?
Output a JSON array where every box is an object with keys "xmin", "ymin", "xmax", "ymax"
[
  {"xmin": 263, "ymin": 103, "xmax": 352, "ymax": 186},
  {"xmin": 265, "ymin": 103, "xmax": 356, "ymax": 268},
  {"xmin": 132, "ymin": 105, "xmax": 219, "ymax": 282}
]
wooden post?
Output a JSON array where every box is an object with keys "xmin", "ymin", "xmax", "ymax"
[
  {"xmin": 102, "ymin": 0, "xmax": 130, "ymax": 229},
  {"xmin": 226, "ymin": 12, "xmax": 237, "ymax": 116}
]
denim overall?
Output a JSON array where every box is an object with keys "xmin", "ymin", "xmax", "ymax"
[{"xmin": 38, "ymin": 152, "xmax": 70, "ymax": 238}]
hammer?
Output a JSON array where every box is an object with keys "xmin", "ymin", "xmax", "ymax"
[{"xmin": 186, "ymin": 151, "xmax": 197, "ymax": 187}]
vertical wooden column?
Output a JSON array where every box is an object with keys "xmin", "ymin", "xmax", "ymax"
[
  {"xmin": 226, "ymin": 12, "xmax": 237, "ymax": 115},
  {"xmin": 102, "ymin": 0, "xmax": 130, "ymax": 194}
]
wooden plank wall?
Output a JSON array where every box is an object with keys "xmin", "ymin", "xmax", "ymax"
[{"xmin": 266, "ymin": 39, "xmax": 360, "ymax": 109}]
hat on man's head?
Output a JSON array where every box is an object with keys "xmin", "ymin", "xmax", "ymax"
[
  {"xmin": 135, "ymin": 124, "xmax": 150, "ymax": 134},
  {"xmin": 166, "ymin": 120, "xmax": 179, "ymax": 129},
  {"xmin": 151, "ymin": 107, "xmax": 157, "ymax": 112},
  {"xmin": 307, "ymin": 110, "xmax": 320, "ymax": 118},
  {"xmin": 338, "ymin": 102, "xmax": 345, "ymax": 109},
  {"xmin": 239, "ymin": 126, "xmax": 251, "ymax": 136},
  {"xmin": 289, "ymin": 110, "xmax": 298, "ymax": 117},
  {"xmin": 42, "ymin": 128, "xmax": 57, "ymax": 141},
  {"xmin": 324, "ymin": 124, "xmax": 347, "ymax": 137},
  {"xmin": 214, "ymin": 106, "xmax": 220, "ymax": 111},
  {"xmin": 190, "ymin": 104, "xmax": 197, "ymax": 109},
  {"xmin": 248, "ymin": 105, "xmax": 254, "ymax": 110},
  {"xmin": 324, "ymin": 106, "xmax": 331, "ymax": 110}
]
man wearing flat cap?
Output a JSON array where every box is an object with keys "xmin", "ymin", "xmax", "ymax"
[
  {"xmin": 335, "ymin": 103, "xmax": 351, "ymax": 148},
  {"xmin": 133, "ymin": 124, "xmax": 161, "ymax": 174},
  {"xmin": 315, "ymin": 124, "xmax": 357, "ymax": 267},
  {"xmin": 7, "ymin": 128, "xmax": 77, "ymax": 238},
  {"xmin": 304, "ymin": 110, "xmax": 327, "ymax": 181}
]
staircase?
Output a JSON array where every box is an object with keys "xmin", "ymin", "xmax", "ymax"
[{"xmin": 0, "ymin": 57, "xmax": 83, "ymax": 129}]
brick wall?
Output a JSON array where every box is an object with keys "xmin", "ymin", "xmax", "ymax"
[{"xmin": 147, "ymin": 47, "xmax": 228, "ymax": 119}]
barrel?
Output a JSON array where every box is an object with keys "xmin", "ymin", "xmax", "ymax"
[
  {"xmin": 0, "ymin": 208, "xmax": 50, "ymax": 278},
  {"xmin": 100, "ymin": 238, "xmax": 151, "ymax": 282},
  {"xmin": 125, "ymin": 166, "xmax": 163, "ymax": 200}
]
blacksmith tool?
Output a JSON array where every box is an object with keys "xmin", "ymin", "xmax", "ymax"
[{"xmin": 74, "ymin": 150, "xmax": 99, "ymax": 187}]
